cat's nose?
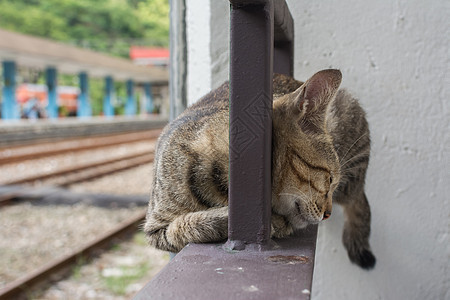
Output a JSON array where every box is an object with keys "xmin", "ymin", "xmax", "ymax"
[{"xmin": 323, "ymin": 211, "xmax": 331, "ymax": 220}]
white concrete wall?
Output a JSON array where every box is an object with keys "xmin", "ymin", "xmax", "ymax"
[{"xmin": 185, "ymin": 1, "xmax": 449, "ymax": 299}]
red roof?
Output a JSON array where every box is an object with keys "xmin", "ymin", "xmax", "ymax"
[{"xmin": 129, "ymin": 46, "xmax": 169, "ymax": 59}]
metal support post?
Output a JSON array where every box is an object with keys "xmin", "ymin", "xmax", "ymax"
[
  {"xmin": 1, "ymin": 61, "xmax": 18, "ymax": 120},
  {"xmin": 125, "ymin": 79, "xmax": 135, "ymax": 116},
  {"xmin": 227, "ymin": 1, "xmax": 274, "ymax": 249},
  {"xmin": 77, "ymin": 72, "xmax": 91, "ymax": 117},
  {"xmin": 274, "ymin": 41, "xmax": 293, "ymax": 76},
  {"xmin": 103, "ymin": 76, "xmax": 114, "ymax": 117},
  {"xmin": 144, "ymin": 82, "xmax": 153, "ymax": 114},
  {"xmin": 45, "ymin": 67, "xmax": 58, "ymax": 119},
  {"xmin": 272, "ymin": 1, "xmax": 294, "ymax": 76}
]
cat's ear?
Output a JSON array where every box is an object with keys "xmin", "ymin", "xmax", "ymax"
[{"xmin": 295, "ymin": 69, "xmax": 342, "ymax": 134}]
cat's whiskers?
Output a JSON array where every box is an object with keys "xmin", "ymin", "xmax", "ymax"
[
  {"xmin": 340, "ymin": 151, "xmax": 370, "ymax": 169},
  {"xmin": 308, "ymin": 171, "xmax": 313, "ymax": 201},
  {"xmin": 340, "ymin": 164, "xmax": 367, "ymax": 175},
  {"xmin": 339, "ymin": 172, "xmax": 358, "ymax": 180},
  {"xmin": 278, "ymin": 192, "xmax": 307, "ymax": 218},
  {"xmin": 279, "ymin": 185, "xmax": 310, "ymax": 201},
  {"xmin": 287, "ymin": 186, "xmax": 310, "ymax": 200},
  {"xmin": 339, "ymin": 133, "xmax": 368, "ymax": 165},
  {"xmin": 279, "ymin": 192, "xmax": 304, "ymax": 200}
]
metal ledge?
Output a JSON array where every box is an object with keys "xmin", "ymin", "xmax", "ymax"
[{"xmin": 135, "ymin": 225, "xmax": 318, "ymax": 300}]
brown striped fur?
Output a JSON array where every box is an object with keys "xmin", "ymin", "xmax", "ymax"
[{"xmin": 144, "ymin": 69, "xmax": 375, "ymax": 269}]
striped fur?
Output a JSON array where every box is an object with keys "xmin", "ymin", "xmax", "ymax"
[{"xmin": 144, "ymin": 69, "xmax": 375, "ymax": 269}]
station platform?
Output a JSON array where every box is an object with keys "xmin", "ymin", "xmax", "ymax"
[{"xmin": 0, "ymin": 115, "xmax": 168, "ymax": 147}]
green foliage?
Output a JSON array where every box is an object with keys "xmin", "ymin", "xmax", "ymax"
[
  {"xmin": 0, "ymin": 0, "xmax": 169, "ymax": 57},
  {"xmin": 136, "ymin": 0, "xmax": 170, "ymax": 44},
  {"xmin": 102, "ymin": 263, "xmax": 150, "ymax": 295},
  {"xmin": 133, "ymin": 232, "xmax": 148, "ymax": 246},
  {"xmin": 71, "ymin": 256, "xmax": 87, "ymax": 280},
  {"xmin": 110, "ymin": 243, "xmax": 122, "ymax": 252},
  {"xmin": 0, "ymin": 1, "xmax": 69, "ymax": 41},
  {"xmin": 89, "ymin": 77, "xmax": 105, "ymax": 116}
]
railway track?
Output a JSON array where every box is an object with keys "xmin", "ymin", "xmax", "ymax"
[
  {"xmin": 4, "ymin": 151, "xmax": 155, "ymax": 186},
  {"xmin": 0, "ymin": 130, "xmax": 163, "ymax": 298},
  {"xmin": 0, "ymin": 130, "xmax": 160, "ymax": 206},
  {"xmin": 0, "ymin": 210, "xmax": 146, "ymax": 300},
  {"xmin": 0, "ymin": 149, "xmax": 156, "ymax": 207},
  {"xmin": 0, "ymin": 192, "xmax": 20, "ymax": 207},
  {"xmin": 0, "ymin": 129, "xmax": 161, "ymax": 165}
]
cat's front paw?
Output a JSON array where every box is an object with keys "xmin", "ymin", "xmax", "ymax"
[{"xmin": 271, "ymin": 214, "xmax": 294, "ymax": 238}]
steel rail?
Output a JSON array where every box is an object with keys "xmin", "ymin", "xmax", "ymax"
[
  {"xmin": 0, "ymin": 192, "xmax": 19, "ymax": 207},
  {"xmin": 4, "ymin": 149, "xmax": 156, "ymax": 186},
  {"xmin": 0, "ymin": 211, "xmax": 147, "ymax": 300},
  {"xmin": 0, "ymin": 153, "xmax": 155, "ymax": 207},
  {"xmin": 58, "ymin": 153, "xmax": 155, "ymax": 187},
  {"xmin": 0, "ymin": 129, "xmax": 161, "ymax": 165}
]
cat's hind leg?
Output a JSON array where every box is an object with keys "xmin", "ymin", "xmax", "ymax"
[
  {"xmin": 146, "ymin": 206, "xmax": 228, "ymax": 253},
  {"xmin": 341, "ymin": 192, "xmax": 376, "ymax": 270}
]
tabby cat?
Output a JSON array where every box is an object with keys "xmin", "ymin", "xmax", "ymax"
[{"xmin": 144, "ymin": 69, "xmax": 376, "ymax": 270}]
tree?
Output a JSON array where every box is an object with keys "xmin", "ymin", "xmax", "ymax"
[{"xmin": 0, "ymin": 0, "xmax": 169, "ymax": 57}]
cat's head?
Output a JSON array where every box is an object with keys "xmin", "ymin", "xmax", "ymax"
[{"xmin": 272, "ymin": 69, "xmax": 342, "ymax": 229}]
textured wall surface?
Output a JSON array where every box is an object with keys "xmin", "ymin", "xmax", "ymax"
[{"xmin": 185, "ymin": 1, "xmax": 449, "ymax": 299}]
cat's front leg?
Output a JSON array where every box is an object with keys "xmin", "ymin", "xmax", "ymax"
[
  {"xmin": 271, "ymin": 213, "xmax": 294, "ymax": 238},
  {"xmin": 165, "ymin": 206, "xmax": 229, "ymax": 252},
  {"xmin": 341, "ymin": 192, "xmax": 376, "ymax": 270}
]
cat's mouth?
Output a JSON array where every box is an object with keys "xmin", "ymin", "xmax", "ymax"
[{"xmin": 290, "ymin": 202, "xmax": 309, "ymax": 230}]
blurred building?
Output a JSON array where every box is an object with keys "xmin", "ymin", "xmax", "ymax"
[
  {"xmin": 129, "ymin": 46, "xmax": 169, "ymax": 68},
  {"xmin": 17, "ymin": 84, "xmax": 79, "ymax": 118}
]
